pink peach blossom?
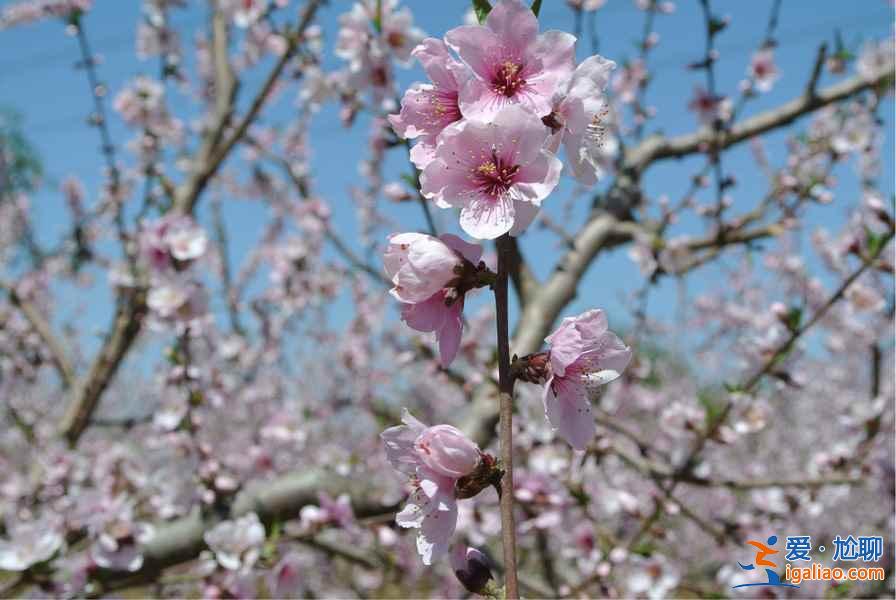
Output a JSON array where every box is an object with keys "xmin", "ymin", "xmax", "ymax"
[
  {"xmin": 543, "ymin": 309, "xmax": 632, "ymax": 449},
  {"xmin": 388, "ymin": 38, "xmax": 468, "ymax": 169},
  {"xmin": 383, "ymin": 232, "xmax": 466, "ymax": 304},
  {"xmin": 414, "ymin": 424, "xmax": 480, "ymax": 478},
  {"xmin": 545, "ymin": 54, "xmax": 616, "ymax": 184},
  {"xmin": 381, "ymin": 409, "xmax": 482, "ymax": 565},
  {"xmin": 749, "ymin": 48, "xmax": 780, "ymax": 93},
  {"xmin": 445, "ymin": 0, "xmax": 575, "ymax": 119},
  {"xmin": 384, "ymin": 233, "xmax": 482, "ymax": 366},
  {"xmin": 420, "ymin": 104, "xmax": 562, "ymax": 239}
]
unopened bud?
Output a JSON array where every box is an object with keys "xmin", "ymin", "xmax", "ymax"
[{"xmin": 451, "ymin": 546, "xmax": 495, "ymax": 595}]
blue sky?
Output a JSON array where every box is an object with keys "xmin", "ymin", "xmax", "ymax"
[{"xmin": 1, "ymin": 0, "xmax": 893, "ymax": 362}]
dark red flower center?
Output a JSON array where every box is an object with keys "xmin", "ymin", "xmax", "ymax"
[
  {"xmin": 492, "ymin": 60, "xmax": 526, "ymax": 97},
  {"xmin": 472, "ymin": 151, "xmax": 520, "ymax": 197}
]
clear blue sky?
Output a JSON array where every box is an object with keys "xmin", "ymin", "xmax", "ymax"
[{"xmin": 1, "ymin": 0, "xmax": 893, "ymax": 361}]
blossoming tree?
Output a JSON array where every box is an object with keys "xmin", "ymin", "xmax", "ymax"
[{"xmin": 0, "ymin": 0, "xmax": 893, "ymax": 598}]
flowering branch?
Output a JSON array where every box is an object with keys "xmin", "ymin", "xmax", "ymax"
[
  {"xmin": 90, "ymin": 470, "xmax": 399, "ymax": 594},
  {"xmin": 621, "ymin": 224, "xmax": 895, "ymax": 556},
  {"xmin": 1, "ymin": 280, "xmax": 76, "ymax": 389},
  {"xmin": 627, "ymin": 64, "xmax": 894, "ymax": 172}
]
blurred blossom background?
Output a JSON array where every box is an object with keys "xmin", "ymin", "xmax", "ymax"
[{"xmin": 0, "ymin": 0, "xmax": 893, "ymax": 598}]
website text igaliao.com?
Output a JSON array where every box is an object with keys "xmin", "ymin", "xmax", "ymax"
[{"xmin": 784, "ymin": 563, "xmax": 886, "ymax": 585}]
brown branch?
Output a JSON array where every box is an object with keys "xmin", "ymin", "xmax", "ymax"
[
  {"xmin": 264, "ymin": 147, "xmax": 391, "ymax": 287},
  {"xmin": 59, "ymin": 287, "xmax": 146, "ymax": 445},
  {"xmin": 2, "ymin": 281, "xmax": 76, "ymax": 389},
  {"xmin": 625, "ymin": 65, "xmax": 893, "ymax": 173},
  {"xmin": 58, "ymin": 1, "xmax": 324, "ymax": 446},
  {"xmin": 462, "ymin": 67, "xmax": 892, "ymax": 447},
  {"xmin": 610, "ymin": 444, "xmax": 862, "ymax": 490},
  {"xmin": 174, "ymin": 0, "xmax": 322, "ymax": 215}
]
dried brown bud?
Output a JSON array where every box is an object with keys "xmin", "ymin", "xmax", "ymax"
[
  {"xmin": 512, "ymin": 351, "xmax": 551, "ymax": 384},
  {"xmin": 455, "ymin": 453, "xmax": 502, "ymax": 500}
]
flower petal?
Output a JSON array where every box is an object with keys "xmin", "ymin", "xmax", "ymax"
[
  {"xmin": 459, "ymin": 193, "xmax": 515, "ymax": 240},
  {"xmin": 437, "ymin": 301, "xmax": 464, "ymax": 367},
  {"xmin": 440, "ymin": 234, "xmax": 483, "ymax": 264},
  {"xmin": 417, "ymin": 494, "xmax": 458, "ymax": 565},
  {"xmin": 543, "ymin": 375, "xmax": 596, "ymax": 450},
  {"xmin": 487, "ymin": 0, "xmax": 538, "ymax": 52},
  {"xmin": 401, "ymin": 293, "xmax": 449, "ymax": 333}
]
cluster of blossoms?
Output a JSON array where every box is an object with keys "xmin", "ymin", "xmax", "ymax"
[
  {"xmin": 1, "ymin": 0, "xmax": 892, "ymax": 596},
  {"xmin": 390, "ymin": 0, "xmax": 615, "ymax": 238},
  {"xmin": 0, "ymin": 0, "xmax": 90, "ymax": 30},
  {"xmin": 114, "ymin": 76, "xmax": 184, "ymax": 164},
  {"xmin": 377, "ymin": 0, "xmax": 633, "ymax": 569},
  {"xmin": 380, "ymin": 311, "xmax": 631, "ymax": 565},
  {"xmin": 138, "ymin": 213, "xmax": 210, "ymax": 329},
  {"xmin": 332, "ymin": 0, "xmax": 425, "ymax": 114}
]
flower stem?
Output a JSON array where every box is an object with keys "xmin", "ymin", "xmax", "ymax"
[{"xmin": 494, "ymin": 234, "xmax": 519, "ymax": 599}]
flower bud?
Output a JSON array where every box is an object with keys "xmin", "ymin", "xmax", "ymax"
[
  {"xmin": 383, "ymin": 233, "xmax": 463, "ymax": 303},
  {"xmin": 451, "ymin": 546, "xmax": 494, "ymax": 595},
  {"xmin": 414, "ymin": 425, "xmax": 480, "ymax": 479}
]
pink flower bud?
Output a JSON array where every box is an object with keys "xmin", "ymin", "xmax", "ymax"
[
  {"xmin": 383, "ymin": 233, "xmax": 463, "ymax": 303},
  {"xmin": 414, "ymin": 425, "xmax": 480, "ymax": 479}
]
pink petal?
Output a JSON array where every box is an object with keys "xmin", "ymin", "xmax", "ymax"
[
  {"xmin": 444, "ymin": 25, "xmax": 499, "ymax": 80},
  {"xmin": 513, "ymin": 150, "xmax": 563, "ymax": 205},
  {"xmin": 457, "ymin": 78, "xmax": 511, "ymax": 120},
  {"xmin": 388, "ymin": 84, "xmax": 433, "ymax": 140},
  {"xmin": 409, "ymin": 140, "xmax": 437, "ymax": 170},
  {"xmin": 566, "ymin": 54, "xmax": 615, "ymax": 102},
  {"xmin": 493, "ymin": 104, "xmax": 552, "ymax": 166},
  {"xmin": 419, "ymin": 121, "xmax": 479, "ymax": 208},
  {"xmin": 485, "ymin": 0, "xmax": 538, "ymax": 54},
  {"xmin": 508, "ymin": 199, "xmax": 540, "ymax": 237},
  {"xmin": 417, "ymin": 494, "xmax": 458, "ymax": 565},
  {"xmin": 573, "ymin": 309, "xmax": 609, "ymax": 340},
  {"xmin": 528, "ymin": 30, "xmax": 576, "ymax": 84},
  {"xmin": 545, "ymin": 322, "xmax": 582, "ymax": 376},
  {"xmin": 401, "ymin": 293, "xmax": 450, "ymax": 333},
  {"xmin": 459, "ymin": 193, "xmax": 516, "ymax": 240},
  {"xmin": 543, "ymin": 375, "xmax": 596, "ymax": 450},
  {"xmin": 440, "ymin": 233, "xmax": 483, "ymax": 264},
  {"xmin": 563, "ymin": 130, "xmax": 599, "ymax": 185},
  {"xmin": 413, "ymin": 38, "xmax": 462, "ymax": 91},
  {"xmin": 574, "ymin": 331, "xmax": 632, "ymax": 379},
  {"xmin": 436, "ymin": 301, "xmax": 464, "ymax": 367}
]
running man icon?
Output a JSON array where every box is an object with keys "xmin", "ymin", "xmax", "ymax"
[{"xmin": 733, "ymin": 535, "xmax": 799, "ymax": 589}]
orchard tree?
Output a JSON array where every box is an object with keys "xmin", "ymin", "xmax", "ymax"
[{"xmin": 0, "ymin": 0, "xmax": 893, "ymax": 598}]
